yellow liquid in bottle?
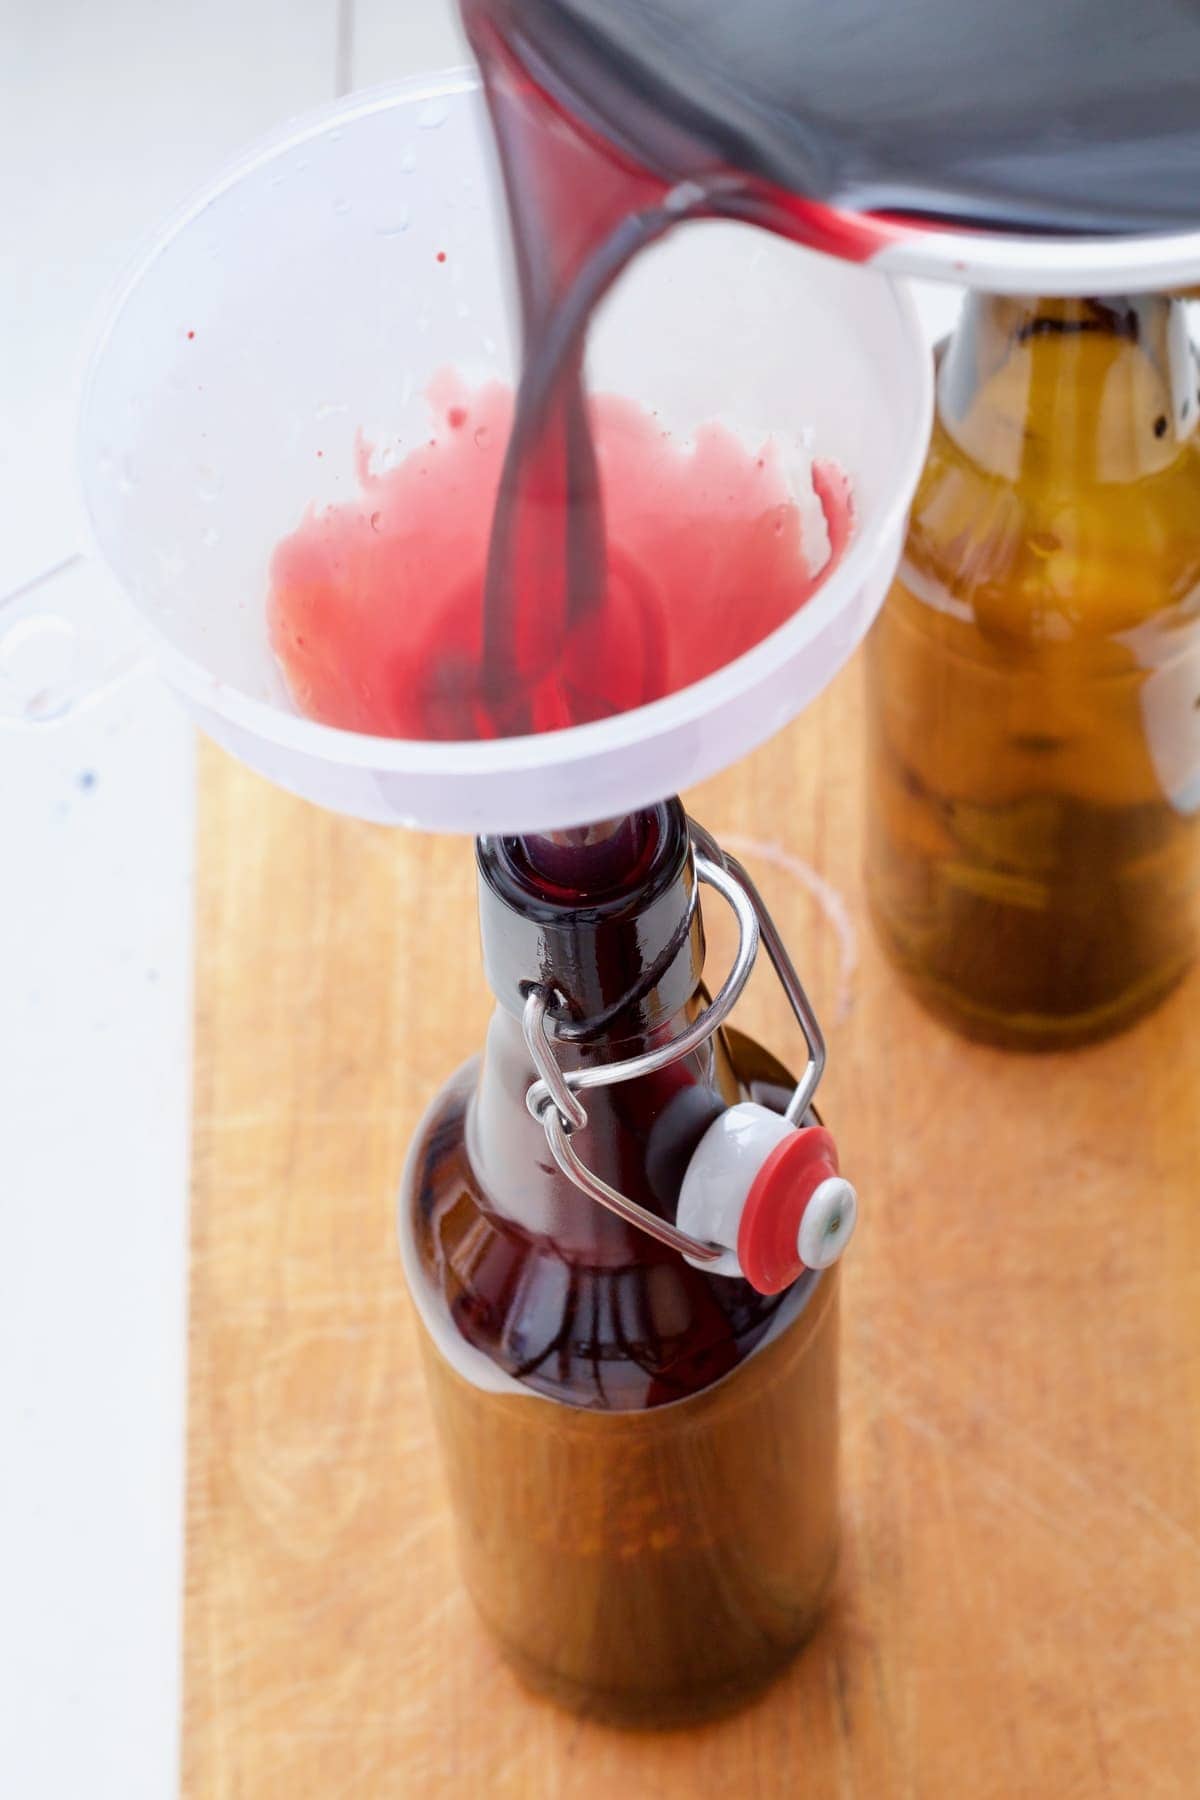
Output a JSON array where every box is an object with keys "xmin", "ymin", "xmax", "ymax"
[{"xmin": 866, "ymin": 294, "xmax": 1200, "ymax": 1047}]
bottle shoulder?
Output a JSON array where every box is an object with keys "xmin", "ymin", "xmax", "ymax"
[
  {"xmin": 401, "ymin": 1039, "xmax": 814, "ymax": 1412},
  {"xmin": 896, "ymin": 410, "xmax": 1200, "ymax": 649}
]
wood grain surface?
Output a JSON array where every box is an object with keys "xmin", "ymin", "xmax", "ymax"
[{"xmin": 184, "ymin": 662, "xmax": 1200, "ymax": 1799}]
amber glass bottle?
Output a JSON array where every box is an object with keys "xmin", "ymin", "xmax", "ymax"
[
  {"xmin": 400, "ymin": 803, "xmax": 840, "ymax": 1725},
  {"xmin": 866, "ymin": 292, "xmax": 1200, "ymax": 1047}
]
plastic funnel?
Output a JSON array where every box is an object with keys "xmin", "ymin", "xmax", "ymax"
[{"xmin": 79, "ymin": 71, "xmax": 931, "ymax": 834}]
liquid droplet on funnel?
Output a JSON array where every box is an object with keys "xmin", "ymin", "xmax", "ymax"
[
  {"xmin": 196, "ymin": 465, "xmax": 224, "ymax": 501},
  {"xmin": 418, "ymin": 98, "xmax": 449, "ymax": 129},
  {"xmin": 370, "ymin": 510, "xmax": 383, "ymax": 532},
  {"xmin": 118, "ymin": 455, "xmax": 138, "ymax": 494},
  {"xmin": 333, "ymin": 196, "xmax": 352, "ymax": 215},
  {"xmin": 378, "ymin": 205, "xmax": 412, "ymax": 238},
  {"xmin": 201, "ymin": 524, "xmax": 219, "ymax": 549},
  {"xmin": 400, "ymin": 147, "xmax": 418, "ymax": 174}
]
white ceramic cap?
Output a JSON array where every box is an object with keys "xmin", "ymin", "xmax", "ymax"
[{"xmin": 676, "ymin": 1101, "xmax": 795, "ymax": 1276}]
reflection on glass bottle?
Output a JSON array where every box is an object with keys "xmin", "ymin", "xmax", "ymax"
[
  {"xmin": 400, "ymin": 805, "xmax": 841, "ymax": 1725},
  {"xmin": 866, "ymin": 293, "xmax": 1200, "ymax": 1047}
]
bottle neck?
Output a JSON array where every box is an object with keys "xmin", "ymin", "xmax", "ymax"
[
  {"xmin": 470, "ymin": 800, "xmax": 729, "ymax": 1259},
  {"xmin": 476, "ymin": 800, "xmax": 704, "ymax": 1045},
  {"xmin": 937, "ymin": 291, "xmax": 1197, "ymax": 485}
]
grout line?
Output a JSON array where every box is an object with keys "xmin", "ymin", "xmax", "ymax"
[
  {"xmin": 335, "ymin": 0, "xmax": 355, "ymax": 96},
  {"xmin": 1, "ymin": 552, "xmax": 84, "ymax": 609}
]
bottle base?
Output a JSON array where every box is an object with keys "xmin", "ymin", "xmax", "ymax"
[
  {"xmin": 871, "ymin": 901, "xmax": 1193, "ymax": 1051},
  {"xmin": 480, "ymin": 1567, "xmax": 836, "ymax": 1728}
]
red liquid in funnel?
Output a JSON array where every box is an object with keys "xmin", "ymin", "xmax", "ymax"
[{"xmin": 270, "ymin": 379, "xmax": 849, "ymax": 740}]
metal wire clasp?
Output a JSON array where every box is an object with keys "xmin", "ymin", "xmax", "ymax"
[{"xmin": 522, "ymin": 820, "xmax": 828, "ymax": 1264}]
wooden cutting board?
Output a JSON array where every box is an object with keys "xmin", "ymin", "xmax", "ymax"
[{"xmin": 183, "ymin": 662, "xmax": 1200, "ymax": 1798}]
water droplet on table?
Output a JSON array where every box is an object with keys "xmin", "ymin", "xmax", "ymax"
[{"xmin": 0, "ymin": 615, "xmax": 78, "ymax": 721}]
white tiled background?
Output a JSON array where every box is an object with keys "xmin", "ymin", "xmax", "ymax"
[{"xmin": 0, "ymin": 5, "xmax": 955, "ymax": 1793}]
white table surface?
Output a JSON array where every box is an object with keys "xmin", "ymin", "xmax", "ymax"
[{"xmin": 0, "ymin": 5, "xmax": 955, "ymax": 1792}]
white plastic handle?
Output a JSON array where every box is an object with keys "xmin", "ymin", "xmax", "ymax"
[{"xmin": 0, "ymin": 555, "xmax": 150, "ymax": 727}]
